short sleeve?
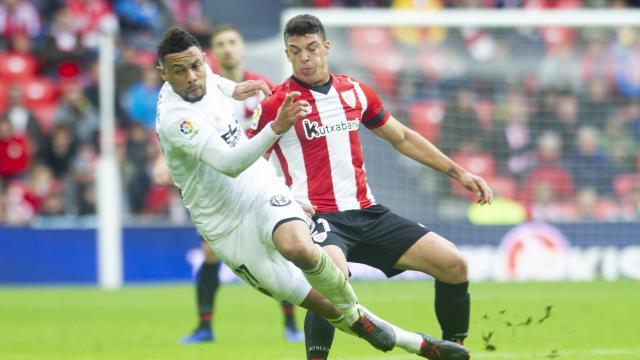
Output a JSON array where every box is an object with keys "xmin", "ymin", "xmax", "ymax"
[
  {"xmin": 158, "ymin": 106, "xmax": 220, "ymax": 159},
  {"xmin": 359, "ymin": 82, "xmax": 390, "ymax": 129}
]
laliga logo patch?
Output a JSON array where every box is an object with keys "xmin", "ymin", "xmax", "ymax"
[
  {"xmin": 250, "ymin": 104, "xmax": 262, "ymax": 130},
  {"xmin": 179, "ymin": 119, "xmax": 199, "ymax": 140},
  {"xmin": 269, "ymin": 195, "xmax": 291, "ymax": 207}
]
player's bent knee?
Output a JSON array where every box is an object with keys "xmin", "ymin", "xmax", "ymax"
[
  {"xmin": 273, "ymin": 221, "xmax": 316, "ymax": 266},
  {"xmin": 442, "ymin": 253, "xmax": 468, "ymax": 284}
]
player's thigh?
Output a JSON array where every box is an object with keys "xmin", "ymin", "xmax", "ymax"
[{"xmin": 394, "ymin": 232, "xmax": 468, "ymax": 283}]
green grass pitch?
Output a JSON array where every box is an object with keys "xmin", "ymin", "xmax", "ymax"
[{"xmin": 1, "ymin": 280, "xmax": 638, "ymax": 359}]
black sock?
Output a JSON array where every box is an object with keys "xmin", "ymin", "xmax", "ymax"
[
  {"xmin": 434, "ymin": 280, "xmax": 470, "ymax": 342},
  {"xmin": 196, "ymin": 262, "xmax": 220, "ymax": 330},
  {"xmin": 280, "ymin": 300, "xmax": 297, "ymax": 330},
  {"xmin": 304, "ymin": 310, "xmax": 335, "ymax": 360}
]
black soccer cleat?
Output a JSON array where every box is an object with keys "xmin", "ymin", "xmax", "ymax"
[
  {"xmin": 349, "ymin": 309, "xmax": 396, "ymax": 352},
  {"xmin": 418, "ymin": 333, "xmax": 470, "ymax": 360}
]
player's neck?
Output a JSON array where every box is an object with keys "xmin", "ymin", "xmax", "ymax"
[{"xmin": 219, "ymin": 65, "xmax": 245, "ymax": 82}]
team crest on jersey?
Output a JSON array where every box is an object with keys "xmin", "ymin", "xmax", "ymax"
[
  {"xmin": 340, "ymin": 90, "xmax": 356, "ymax": 108},
  {"xmin": 179, "ymin": 119, "xmax": 199, "ymax": 140},
  {"xmin": 250, "ymin": 104, "xmax": 262, "ymax": 130},
  {"xmin": 269, "ymin": 195, "xmax": 292, "ymax": 207}
]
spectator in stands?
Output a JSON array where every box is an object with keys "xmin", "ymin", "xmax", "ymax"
[
  {"xmin": 440, "ymin": 85, "xmax": 481, "ymax": 154},
  {"xmin": 569, "ymin": 126, "xmax": 611, "ymax": 194},
  {"xmin": 69, "ymin": 143, "xmax": 97, "ymax": 215},
  {"xmin": 0, "ymin": 0, "xmax": 41, "ymax": 48},
  {"xmin": 626, "ymin": 100, "xmax": 640, "ymax": 143},
  {"xmin": 123, "ymin": 66, "xmax": 161, "ymax": 129},
  {"xmin": 538, "ymin": 47, "xmax": 581, "ymax": 93},
  {"xmin": 124, "ymin": 122, "xmax": 152, "ymax": 213},
  {"xmin": 490, "ymin": 88, "xmax": 536, "ymax": 180},
  {"xmin": 41, "ymin": 8, "xmax": 84, "ymax": 77},
  {"xmin": 520, "ymin": 131, "xmax": 575, "ymax": 206},
  {"xmin": 539, "ymin": 90, "xmax": 579, "ymax": 153},
  {"xmin": 0, "ymin": 116, "xmax": 31, "ymax": 182},
  {"xmin": 115, "ymin": 0, "xmax": 166, "ymax": 49},
  {"xmin": 164, "ymin": 0, "xmax": 210, "ymax": 44},
  {"xmin": 37, "ymin": 124, "xmax": 76, "ymax": 179},
  {"xmin": 579, "ymin": 79, "xmax": 613, "ymax": 129},
  {"xmin": 52, "ymin": 81, "xmax": 99, "ymax": 145},
  {"xmin": 620, "ymin": 182, "xmax": 640, "ymax": 221},
  {"xmin": 601, "ymin": 116, "xmax": 636, "ymax": 175},
  {"xmin": 612, "ymin": 27, "xmax": 640, "ymax": 99},
  {"xmin": 64, "ymin": 0, "xmax": 118, "ymax": 50},
  {"xmin": 2, "ymin": 85, "xmax": 43, "ymax": 150}
]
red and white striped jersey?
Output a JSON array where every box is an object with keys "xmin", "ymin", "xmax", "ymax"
[{"xmin": 247, "ymin": 74, "xmax": 390, "ymax": 213}]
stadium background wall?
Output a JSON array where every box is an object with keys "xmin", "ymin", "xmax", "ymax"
[{"xmin": 1, "ymin": 223, "xmax": 638, "ymax": 284}]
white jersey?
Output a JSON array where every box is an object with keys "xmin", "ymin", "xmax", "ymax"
[{"xmin": 156, "ymin": 66, "xmax": 283, "ymax": 241}]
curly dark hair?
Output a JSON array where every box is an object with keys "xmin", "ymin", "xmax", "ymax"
[
  {"xmin": 156, "ymin": 26, "xmax": 201, "ymax": 66},
  {"xmin": 283, "ymin": 14, "xmax": 326, "ymax": 43}
]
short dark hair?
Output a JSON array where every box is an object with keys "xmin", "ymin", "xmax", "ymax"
[
  {"xmin": 157, "ymin": 26, "xmax": 201, "ymax": 66},
  {"xmin": 284, "ymin": 14, "xmax": 326, "ymax": 43},
  {"xmin": 211, "ymin": 24, "xmax": 241, "ymax": 42}
]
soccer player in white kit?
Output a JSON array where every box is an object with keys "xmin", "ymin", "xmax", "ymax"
[{"xmin": 155, "ymin": 27, "xmax": 468, "ymax": 359}]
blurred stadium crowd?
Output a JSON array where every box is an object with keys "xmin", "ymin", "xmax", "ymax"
[{"xmin": 1, "ymin": 0, "xmax": 640, "ymax": 227}]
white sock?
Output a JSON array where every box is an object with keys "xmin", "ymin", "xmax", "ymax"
[{"xmin": 391, "ymin": 325, "xmax": 423, "ymax": 354}]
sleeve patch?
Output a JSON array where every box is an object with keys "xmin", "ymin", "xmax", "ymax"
[
  {"xmin": 179, "ymin": 119, "xmax": 199, "ymax": 140},
  {"xmin": 250, "ymin": 104, "xmax": 262, "ymax": 130}
]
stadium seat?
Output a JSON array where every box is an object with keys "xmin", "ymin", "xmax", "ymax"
[
  {"xmin": 408, "ymin": 101, "xmax": 444, "ymax": 144},
  {"xmin": 613, "ymin": 173, "xmax": 640, "ymax": 198},
  {"xmin": 0, "ymin": 52, "xmax": 38, "ymax": 82},
  {"xmin": 348, "ymin": 27, "xmax": 394, "ymax": 68},
  {"xmin": 594, "ymin": 199, "xmax": 620, "ymax": 220},
  {"xmin": 22, "ymin": 77, "xmax": 58, "ymax": 108}
]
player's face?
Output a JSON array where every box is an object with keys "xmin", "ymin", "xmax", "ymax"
[
  {"xmin": 159, "ymin": 46, "xmax": 207, "ymax": 102},
  {"xmin": 285, "ymin": 33, "xmax": 331, "ymax": 87},
  {"xmin": 211, "ymin": 30, "xmax": 245, "ymax": 70}
]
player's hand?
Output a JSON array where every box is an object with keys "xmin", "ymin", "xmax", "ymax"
[
  {"xmin": 152, "ymin": 158, "xmax": 174, "ymax": 186},
  {"xmin": 232, "ymin": 80, "xmax": 271, "ymax": 101},
  {"xmin": 271, "ymin": 92, "xmax": 310, "ymax": 135},
  {"xmin": 298, "ymin": 202, "xmax": 316, "ymax": 218},
  {"xmin": 458, "ymin": 172, "xmax": 493, "ymax": 205}
]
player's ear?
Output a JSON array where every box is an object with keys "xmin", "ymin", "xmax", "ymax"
[
  {"xmin": 324, "ymin": 41, "xmax": 331, "ymax": 54},
  {"xmin": 157, "ymin": 64, "xmax": 167, "ymax": 82},
  {"xmin": 284, "ymin": 48, "xmax": 292, "ymax": 62}
]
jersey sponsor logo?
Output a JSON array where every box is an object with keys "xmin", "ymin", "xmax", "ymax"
[
  {"xmin": 340, "ymin": 89, "xmax": 356, "ymax": 108},
  {"xmin": 250, "ymin": 104, "xmax": 261, "ymax": 130},
  {"xmin": 302, "ymin": 118, "xmax": 360, "ymax": 140},
  {"xmin": 221, "ymin": 123, "xmax": 241, "ymax": 147},
  {"xmin": 179, "ymin": 119, "xmax": 199, "ymax": 140},
  {"xmin": 270, "ymin": 195, "xmax": 292, "ymax": 207}
]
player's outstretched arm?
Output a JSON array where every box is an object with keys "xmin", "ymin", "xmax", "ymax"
[
  {"xmin": 372, "ymin": 116, "xmax": 493, "ymax": 204},
  {"xmin": 198, "ymin": 92, "xmax": 309, "ymax": 177}
]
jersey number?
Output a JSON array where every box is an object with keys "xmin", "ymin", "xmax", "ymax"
[
  {"xmin": 310, "ymin": 218, "xmax": 331, "ymax": 243},
  {"xmin": 235, "ymin": 264, "xmax": 272, "ymax": 297}
]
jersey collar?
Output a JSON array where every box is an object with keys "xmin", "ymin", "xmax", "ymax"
[{"xmin": 290, "ymin": 74, "xmax": 333, "ymax": 95}]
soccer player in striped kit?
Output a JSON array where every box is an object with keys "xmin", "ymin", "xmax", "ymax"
[{"xmin": 248, "ymin": 14, "xmax": 492, "ymax": 360}]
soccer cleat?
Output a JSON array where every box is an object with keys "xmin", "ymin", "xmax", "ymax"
[
  {"xmin": 179, "ymin": 327, "xmax": 214, "ymax": 345},
  {"xmin": 284, "ymin": 326, "xmax": 305, "ymax": 342},
  {"xmin": 418, "ymin": 333, "xmax": 470, "ymax": 360},
  {"xmin": 349, "ymin": 308, "xmax": 396, "ymax": 352}
]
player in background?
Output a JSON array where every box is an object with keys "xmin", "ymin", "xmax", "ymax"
[
  {"xmin": 155, "ymin": 26, "xmax": 469, "ymax": 360},
  {"xmin": 248, "ymin": 14, "xmax": 492, "ymax": 360},
  {"xmin": 172, "ymin": 24, "xmax": 303, "ymax": 345}
]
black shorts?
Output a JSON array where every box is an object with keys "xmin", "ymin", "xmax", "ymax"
[{"xmin": 310, "ymin": 204, "xmax": 430, "ymax": 277}]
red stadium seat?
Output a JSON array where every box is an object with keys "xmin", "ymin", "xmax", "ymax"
[
  {"xmin": 408, "ymin": 101, "xmax": 444, "ymax": 144},
  {"xmin": 0, "ymin": 52, "xmax": 38, "ymax": 81},
  {"xmin": 22, "ymin": 77, "xmax": 58, "ymax": 108},
  {"xmin": 613, "ymin": 173, "xmax": 640, "ymax": 198},
  {"xmin": 144, "ymin": 185, "xmax": 170, "ymax": 215},
  {"xmin": 594, "ymin": 199, "xmax": 620, "ymax": 220}
]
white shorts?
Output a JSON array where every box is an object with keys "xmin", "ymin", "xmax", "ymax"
[{"xmin": 206, "ymin": 187, "xmax": 312, "ymax": 305}]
